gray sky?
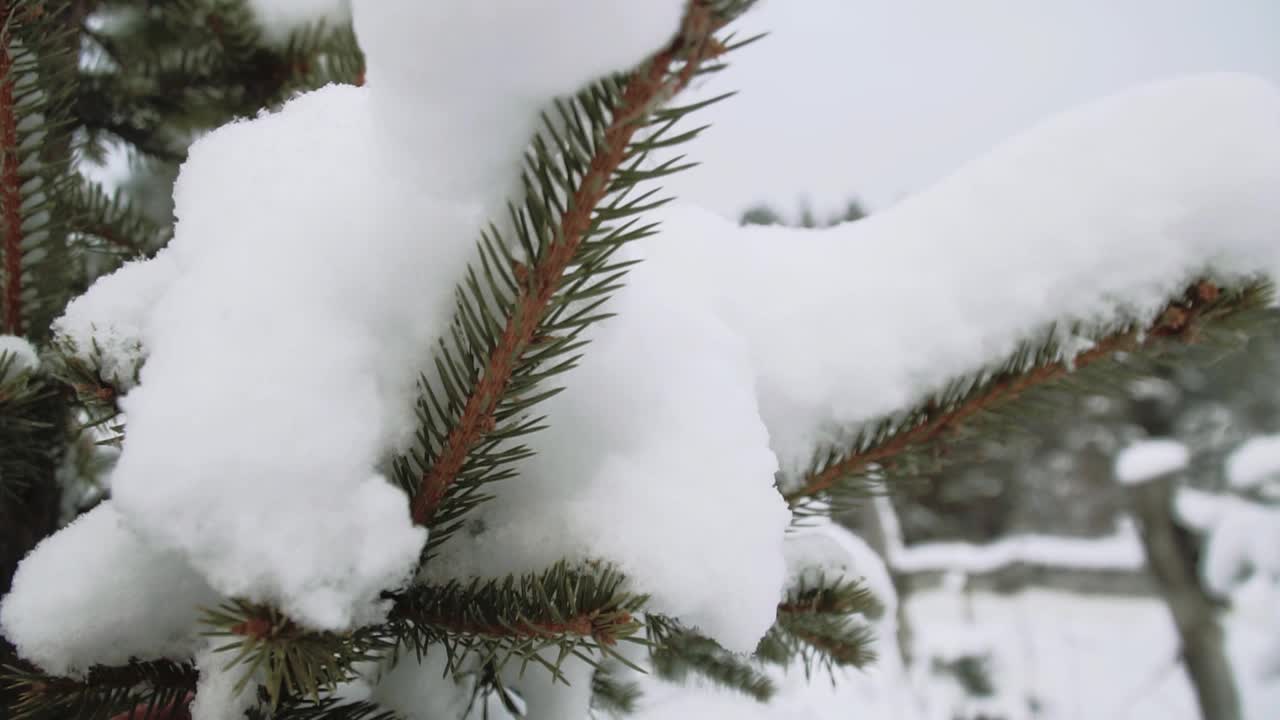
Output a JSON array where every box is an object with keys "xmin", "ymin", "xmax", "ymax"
[{"xmin": 671, "ymin": 0, "xmax": 1280, "ymax": 219}]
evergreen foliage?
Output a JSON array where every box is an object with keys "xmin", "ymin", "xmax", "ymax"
[
  {"xmin": 0, "ymin": 1, "xmax": 1277, "ymax": 719},
  {"xmin": 588, "ymin": 665, "xmax": 642, "ymax": 717},
  {"xmin": 783, "ymin": 280, "xmax": 1276, "ymax": 518}
]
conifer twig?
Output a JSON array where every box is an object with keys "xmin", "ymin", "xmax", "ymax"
[
  {"xmin": 0, "ymin": 0, "xmax": 23, "ymax": 335},
  {"xmin": 410, "ymin": 2, "xmax": 726, "ymax": 526},
  {"xmin": 397, "ymin": 608, "xmax": 634, "ymax": 647},
  {"xmin": 784, "ymin": 281, "xmax": 1232, "ymax": 505},
  {"xmin": 108, "ymin": 694, "xmax": 193, "ymax": 720},
  {"xmin": 3, "ymin": 659, "xmax": 199, "ymax": 720}
]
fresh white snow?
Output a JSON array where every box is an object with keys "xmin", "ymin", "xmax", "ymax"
[
  {"xmin": 1226, "ymin": 434, "xmax": 1280, "ymax": 491},
  {"xmin": 0, "ymin": 334, "xmax": 39, "ymax": 381},
  {"xmin": 1115, "ymin": 439, "xmax": 1191, "ymax": 486},
  {"xmin": 426, "ymin": 270, "xmax": 789, "ymax": 653},
  {"xmin": 55, "ymin": 253, "xmax": 178, "ymax": 390},
  {"xmin": 889, "ymin": 521, "xmax": 1147, "ymax": 575},
  {"xmin": 646, "ymin": 74, "xmax": 1280, "ymax": 476},
  {"xmin": 0, "ymin": 502, "xmax": 218, "ymax": 676},
  {"xmin": 28, "ymin": 0, "xmax": 690, "ymax": 635}
]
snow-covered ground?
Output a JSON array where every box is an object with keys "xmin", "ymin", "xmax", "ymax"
[
  {"xmin": 640, "ymin": 588, "xmax": 1275, "ymax": 719},
  {"xmin": 905, "ymin": 589, "xmax": 1199, "ymax": 720}
]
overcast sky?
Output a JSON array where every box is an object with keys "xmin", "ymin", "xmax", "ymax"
[{"xmin": 671, "ymin": 0, "xmax": 1280, "ymax": 220}]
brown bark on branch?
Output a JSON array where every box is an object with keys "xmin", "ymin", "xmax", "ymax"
[
  {"xmin": 411, "ymin": 3, "xmax": 724, "ymax": 526},
  {"xmin": 0, "ymin": 1, "xmax": 24, "ymax": 335}
]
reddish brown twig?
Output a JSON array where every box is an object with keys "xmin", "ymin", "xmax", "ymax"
[
  {"xmin": 0, "ymin": 2, "xmax": 24, "ymax": 335},
  {"xmin": 424, "ymin": 611, "xmax": 635, "ymax": 647},
  {"xmin": 785, "ymin": 282, "xmax": 1225, "ymax": 505},
  {"xmin": 108, "ymin": 694, "xmax": 194, "ymax": 720},
  {"xmin": 411, "ymin": 3, "xmax": 723, "ymax": 526}
]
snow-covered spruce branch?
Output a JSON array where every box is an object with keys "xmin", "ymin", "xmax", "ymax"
[
  {"xmin": 648, "ymin": 626, "xmax": 777, "ymax": 702},
  {"xmin": 211, "ymin": 572, "xmax": 645, "ymax": 703},
  {"xmin": 402, "ymin": 0, "xmax": 746, "ymax": 547},
  {"xmin": 381, "ymin": 564, "xmax": 646, "ymax": 666},
  {"xmin": 638, "ymin": 572, "xmax": 882, "ymax": 702},
  {"xmin": 3, "ymin": 659, "xmax": 198, "ymax": 720},
  {"xmin": 244, "ymin": 697, "xmax": 396, "ymax": 720},
  {"xmin": 784, "ymin": 280, "xmax": 1273, "ymax": 511},
  {"xmin": 199, "ymin": 562, "xmax": 868, "ymax": 711},
  {"xmin": 774, "ymin": 575, "xmax": 883, "ymax": 618},
  {"xmin": 758, "ymin": 575, "xmax": 881, "ymax": 676}
]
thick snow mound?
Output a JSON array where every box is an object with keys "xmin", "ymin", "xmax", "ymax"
[
  {"xmin": 0, "ymin": 503, "xmax": 218, "ymax": 676},
  {"xmin": 353, "ymin": 0, "xmax": 686, "ymax": 100},
  {"xmin": 428, "ymin": 263, "xmax": 790, "ymax": 653},
  {"xmin": 106, "ymin": 85, "xmax": 439, "ymax": 630},
  {"xmin": 646, "ymin": 73, "xmax": 1280, "ymax": 475},
  {"xmin": 28, "ymin": 0, "xmax": 689, "ymax": 641}
]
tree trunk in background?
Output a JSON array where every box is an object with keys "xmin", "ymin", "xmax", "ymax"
[
  {"xmin": 842, "ymin": 498, "xmax": 916, "ymax": 664},
  {"xmin": 1127, "ymin": 475, "xmax": 1240, "ymax": 720}
]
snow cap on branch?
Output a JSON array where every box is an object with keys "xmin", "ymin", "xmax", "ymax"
[
  {"xmin": 0, "ymin": 335, "xmax": 39, "ymax": 381},
  {"xmin": 645, "ymin": 73, "xmax": 1280, "ymax": 475},
  {"xmin": 427, "ymin": 265, "xmax": 790, "ymax": 653},
  {"xmin": 0, "ymin": 503, "xmax": 218, "ymax": 676},
  {"xmin": 1226, "ymin": 434, "xmax": 1280, "ymax": 492},
  {"xmin": 1115, "ymin": 440, "xmax": 1190, "ymax": 486},
  {"xmin": 54, "ymin": 254, "xmax": 179, "ymax": 391}
]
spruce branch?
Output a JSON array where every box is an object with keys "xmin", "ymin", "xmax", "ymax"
[
  {"xmin": 759, "ymin": 575, "xmax": 881, "ymax": 676},
  {"xmin": 248, "ymin": 697, "xmax": 398, "ymax": 720},
  {"xmin": 0, "ymin": 352, "xmax": 60, "ymax": 498},
  {"xmin": 775, "ymin": 575, "xmax": 884, "ymax": 621},
  {"xmin": 762, "ymin": 615, "xmax": 877, "ymax": 675},
  {"xmin": 0, "ymin": 0, "xmax": 22, "ymax": 334},
  {"xmin": 1, "ymin": 660, "xmax": 198, "ymax": 720},
  {"xmin": 108, "ymin": 695, "xmax": 193, "ymax": 720},
  {"xmin": 0, "ymin": 0, "xmax": 77, "ymax": 340},
  {"xmin": 65, "ymin": 180, "xmax": 171, "ymax": 263},
  {"xmin": 202, "ymin": 601, "xmax": 383, "ymax": 710},
  {"xmin": 405, "ymin": 1, "xmax": 736, "ymax": 536},
  {"xmin": 384, "ymin": 562, "xmax": 650, "ymax": 679},
  {"xmin": 590, "ymin": 663, "xmax": 642, "ymax": 717},
  {"xmin": 75, "ymin": 0, "xmax": 363, "ymax": 167},
  {"xmin": 196, "ymin": 564, "xmax": 649, "ymax": 714},
  {"xmin": 784, "ymin": 280, "xmax": 1273, "ymax": 512},
  {"xmin": 647, "ymin": 618, "xmax": 776, "ymax": 702},
  {"xmin": 46, "ymin": 334, "xmax": 131, "ymax": 445}
]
